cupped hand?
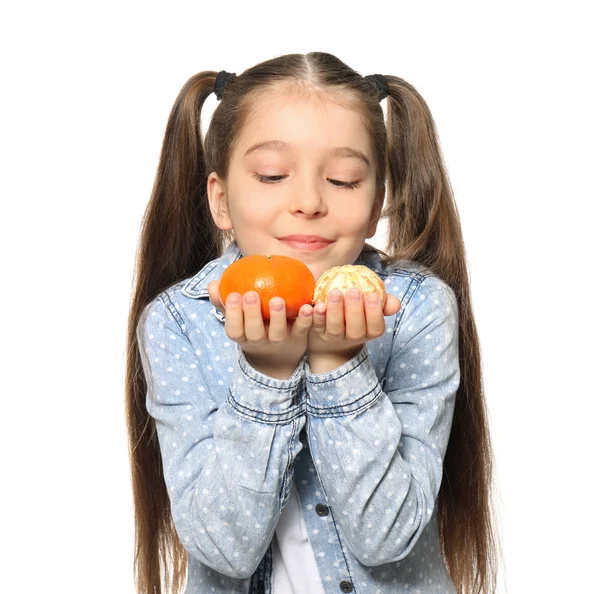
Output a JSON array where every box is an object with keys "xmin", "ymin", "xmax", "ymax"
[
  {"xmin": 307, "ymin": 288, "xmax": 402, "ymax": 359},
  {"xmin": 207, "ymin": 279, "xmax": 315, "ymax": 372}
]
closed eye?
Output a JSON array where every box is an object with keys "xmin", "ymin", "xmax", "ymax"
[{"xmin": 253, "ymin": 174, "xmax": 361, "ymax": 190}]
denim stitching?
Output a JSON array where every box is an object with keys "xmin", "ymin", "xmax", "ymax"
[
  {"xmin": 391, "ymin": 275, "xmax": 430, "ymax": 337},
  {"xmin": 307, "ymin": 425, "xmax": 357, "ymax": 590},
  {"xmin": 229, "ymin": 389, "xmax": 306, "ymax": 416},
  {"xmin": 226, "ymin": 404, "xmax": 305, "ymax": 425},
  {"xmin": 155, "ymin": 292, "xmax": 198, "ymax": 348},
  {"xmin": 278, "ymin": 416, "xmax": 296, "ymax": 511},
  {"xmin": 182, "ymin": 250, "xmax": 244, "ymax": 297},
  {"xmin": 307, "ymin": 388, "xmax": 383, "ymax": 418},
  {"xmin": 238, "ymin": 358, "xmax": 303, "ymax": 390},
  {"xmin": 227, "ymin": 392, "xmax": 306, "ymax": 424},
  {"xmin": 420, "ymin": 275, "xmax": 459, "ymax": 319},
  {"xmin": 306, "ymin": 381, "xmax": 381, "ymax": 411},
  {"xmin": 181, "ymin": 261, "xmax": 219, "ymax": 296},
  {"xmin": 305, "ymin": 348, "xmax": 368, "ymax": 384},
  {"xmin": 158, "ymin": 292, "xmax": 187, "ymax": 335},
  {"xmin": 380, "ymin": 268, "xmax": 425, "ymax": 283},
  {"xmin": 327, "ymin": 505, "xmax": 357, "ymax": 592}
]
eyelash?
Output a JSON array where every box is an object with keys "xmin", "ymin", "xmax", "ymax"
[{"xmin": 253, "ymin": 174, "xmax": 361, "ymax": 190}]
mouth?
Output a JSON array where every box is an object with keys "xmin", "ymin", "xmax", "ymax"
[{"xmin": 277, "ymin": 238, "xmax": 334, "ymax": 252}]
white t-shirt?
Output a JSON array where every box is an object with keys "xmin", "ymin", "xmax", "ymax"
[{"xmin": 272, "ymin": 480, "xmax": 326, "ymax": 594}]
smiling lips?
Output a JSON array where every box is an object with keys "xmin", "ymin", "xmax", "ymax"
[
  {"xmin": 278, "ymin": 235, "xmax": 334, "ymax": 251},
  {"xmin": 278, "ymin": 234, "xmax": 333, "ymax": 243}
]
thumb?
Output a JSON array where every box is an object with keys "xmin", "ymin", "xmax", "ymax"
[
  {"xmin": 383, "ymin": 294, "xmax": 402, "ymax": 317},
  {"xmin": 207, "ymin": 280, "xmax": 225, "ymax": 314}
]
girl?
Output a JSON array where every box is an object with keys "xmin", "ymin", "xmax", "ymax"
[{"xmin": 126, "ymin": 52, "xmax": 503, "ymax": 594}]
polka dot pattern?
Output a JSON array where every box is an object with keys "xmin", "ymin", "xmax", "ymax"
[{"xmin": 135, "ymin": 239, "xmax": 459, "ymax": 594}]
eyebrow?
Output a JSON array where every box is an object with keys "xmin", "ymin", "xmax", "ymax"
[{"xmin": 244, "ymin": 140, "xmax": 370, "ymax": 167}]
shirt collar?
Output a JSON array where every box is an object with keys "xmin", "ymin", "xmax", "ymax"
[
  {"xmin": 181, "ymin": 238, "xmax": 382, "ymax": 299},
  {"xmin": 181, "ymin": 239, "xmax": 244, "ymax": 299}
]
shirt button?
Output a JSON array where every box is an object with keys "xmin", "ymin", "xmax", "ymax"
[
  {"xmin": 339, "ymin": 579, "xmax": 354, "ymax": 592},
  {"xmin": 315, "ymin": 503, "xmax": 329, "ymax": 516}
]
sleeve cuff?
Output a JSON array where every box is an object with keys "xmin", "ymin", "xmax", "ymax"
[
  {"xmin": 228, "ymin": 344, "xmax": 306, "ymax": 423},
  {"xmin": 303, "ymin": 345, "xmax": 383, "ymax": 416}
]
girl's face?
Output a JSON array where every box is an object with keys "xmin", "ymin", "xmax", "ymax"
[{"xmin": 207, "ymin": 90, "xmax": 384, "ymax": 282}]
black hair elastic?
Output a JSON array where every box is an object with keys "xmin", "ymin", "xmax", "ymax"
[
  {"xmin": 214, "ymin": 70, "xmax": 237, "ymax": 100},
  {"xmin": 364, "ymin": 74, "xmax": 390, "ymax": 101},
  {"xmin": 214, "ymin": 70, "xmax": 389, "ymax": 102}
]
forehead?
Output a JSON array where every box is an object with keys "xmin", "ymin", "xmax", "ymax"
[{"xmin": 234, "ymin": 89, "xmax": 372, "ymax": 160}]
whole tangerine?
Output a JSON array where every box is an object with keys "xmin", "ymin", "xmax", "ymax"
[{"xmin": 218, "ymin": 254, "xmax": 316, "ymax": 320}]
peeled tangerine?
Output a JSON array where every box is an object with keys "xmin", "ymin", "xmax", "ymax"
[{"xmin": 313, "ymin": 264, "xmax": 386, "ymax": 306}]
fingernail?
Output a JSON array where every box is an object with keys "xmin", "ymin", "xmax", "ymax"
[
  {"xmin": 367, "ymin": 293, "xmax": 380, "ymax": 305},
  {"xmin": 330, "ymin": 292, "xmax": 342, "ymax": 303},
  {"xmin": 244, "ymin": 293, "xmax": 257, "ymax": 304},
  {"xmin": 348, "ymin": 289, "xmax": 361, "ymax": 301},
  {"xmin": 271, "ymin": 299, "xmax": 284, "ymax": 311},
  {"xmin": 227, "ymin": 294, "xmax": 240, "ymax": 305}
]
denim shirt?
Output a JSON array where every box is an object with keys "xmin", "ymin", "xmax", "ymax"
[{"xmin": 136, "ymin": 239, "xmax": 460, "ymax": 594}]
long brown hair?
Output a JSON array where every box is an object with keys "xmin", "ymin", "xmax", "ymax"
[{"xmin": 125, "ymin": 52, "xmax": 504, "ymax": 594}]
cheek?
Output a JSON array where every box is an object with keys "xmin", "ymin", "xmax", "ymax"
[
  {"xmin": 231, "ymin": 193, "xmax": 278, "ymax": 222},
  {"xmin": 335, "ymin": 203, "xmax": 374, "ymax": 230}
]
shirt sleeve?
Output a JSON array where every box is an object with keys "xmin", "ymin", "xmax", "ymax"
[
  {"xmin": 136, "ymin": 293, "xmax": 307, "ymax": 579},
  {"xmin": 302, "ymin": 275, "xmax": 460, "ymax": 566}
]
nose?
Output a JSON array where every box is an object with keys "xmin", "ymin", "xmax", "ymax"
[{"xmin": 289, "ymin": 181, "xmax": 327, "ymax": 218}]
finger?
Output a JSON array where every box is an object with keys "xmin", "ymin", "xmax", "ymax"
[
  {"xmin": 208, "ymin": 280, "xmax": 225, "ymax": 315},
  {"xmin": 243, "ymin": 291, "xmax": 266, "ymax": 342},
  {"xmin": 290, "ymin": 304, "xmax": 314, "ymax": 337},
  {"xmin": 383, "ymin": 294, "xmax": 402, "ymax": 317},
  {"xmin": 312, "ymin": 301, "xmax": 327, "ymax": 335},
  {"xmin": 326, "ymin": 289, "xmax": 345, "ymax": 339},
  {"xmin": 267, "ymin": 297, "xmax": 289, "ymax": 343},
  {"xmin": 344, "ymin": 288, "xmax": 366, "ymax": 340},
  {"xmin": 224, "ymin": 292, "xmax": 245, "ymax": 342},
  {"xmin": 365, "ymin": 292, "xmax": 386, "ymax": 337}
]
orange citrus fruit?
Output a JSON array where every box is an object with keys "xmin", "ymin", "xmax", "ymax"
[
  {"xmin": 313, "ymin": 264, "xmax": 386, "ymax": 305},
  {"xmin": 218, "ymin": 254, "xmax": 316, "ymax": 320}
]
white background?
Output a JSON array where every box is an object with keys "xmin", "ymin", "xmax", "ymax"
[{"xmin": 2, "ymin": 1, "xmax": 598, "ymax": 592}]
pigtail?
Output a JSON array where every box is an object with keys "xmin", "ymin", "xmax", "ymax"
[
  {"xmin": 137, "ymin": 73, "xmax": 222, "ymax": 302},
  {"xmin": 127, "ymin": 72, "xmax": 221, "ymax": 594},
  {"xmin": 382, "ymin": 76, "xmax": 504, "ymax": 594}
]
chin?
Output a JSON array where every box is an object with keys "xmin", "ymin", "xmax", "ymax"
[{"xmin": 308, "ymin": 263, "xmax": 329, "ymax": 281}]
